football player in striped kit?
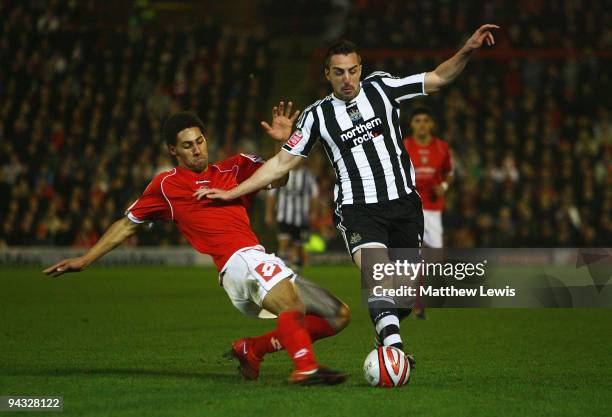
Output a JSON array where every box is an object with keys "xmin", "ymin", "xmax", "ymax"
[{"xmin": 196, "ymin": 25, "xmax": 499, "ymax": 364}]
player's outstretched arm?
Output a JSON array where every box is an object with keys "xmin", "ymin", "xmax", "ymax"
[
  {"xmin": 270, "ymin": 141, "xmax": 291, "ymax": 189},
  {"xmin": 43, "ymin": 217, "xmax": 141, "ymax": 277},
  {"xmin": 424, "ymin": 24, "xmax": 499, "ymax": 93},
  {"xmin": 194, "ymin": 149, "xmax": 303, "ymax": 201}
]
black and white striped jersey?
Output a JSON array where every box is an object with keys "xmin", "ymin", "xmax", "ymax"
[
  {"xmin": 282, "ymin": 71, "xmax": 427, "ymax": 205},
  {"xmin": 271, "ymin": 167, "xmax": 319, "ymax": 227}
]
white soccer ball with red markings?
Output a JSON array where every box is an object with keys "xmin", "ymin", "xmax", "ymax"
[{"xmin": 363, "ymin": 346, "xmax": 411, "ymax": 387}]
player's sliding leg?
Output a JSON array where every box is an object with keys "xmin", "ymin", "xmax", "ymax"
[
  {"xmin": 261, "ymin": 279, "xmax": 317, "ymax": 374},
  {"xmin": 228, "ymin": 277, "xmax": 316, "ymax": 381},
  {"xmin": 244, "ymin": 276, "xmax": 350, "ymax": 360},
  {"xmin": 221, "ymin": 248, "xmax": 347, "ymax": 384},
  {"xmin": 259, "ymin": 277, "xmax": 347, "ymax": 385},
  {"xmin": 295, "ymin": 275, "xmax": 351, "ymax": 332},
  {"xmin": 230, "ymin": 276, "xmax": 348, "ymax": 384}
]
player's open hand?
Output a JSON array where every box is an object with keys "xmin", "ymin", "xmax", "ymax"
[
  {"xmin": 193, "ymin": 187, "xmax": 235, "ymax": 201},
  {"xmin": 465, "ymin": 24, "xmax": 499, "ymax": 50},
  {"xmin": 260, "ymin": 101, "xmax": 300, "ymax": 142},
  {"xmin": 43, "ymin": 257, "xmax": 88, "ymax": 278}
]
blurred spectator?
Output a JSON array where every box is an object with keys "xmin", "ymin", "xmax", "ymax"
[
  {"xmin": 1, "ymin": 1, "xmax": 610, "ymax": 249},
  {"xmin": 0, "ymin": 2, "xmax": 272, "ymax": 247},
  {"xmin": 305, "ymin": 0, "xmax": 611, "ymax": 248}
]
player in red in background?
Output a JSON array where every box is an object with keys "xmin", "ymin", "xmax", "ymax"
[
  {"xmin": 403, "ymin": 107, "xmax": 454, "ymax": 318},
  {"xmin": 44, "ymin": 104, "xmax": 350, "ymax": 386},
  {"xmin": 404, "ymin": 107, "xmax": 453, "ymax": 248}
]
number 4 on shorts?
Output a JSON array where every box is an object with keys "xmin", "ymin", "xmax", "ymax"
[{"xmin": 255, "ymin": 262, "xmax": 282, "ymax": 282}]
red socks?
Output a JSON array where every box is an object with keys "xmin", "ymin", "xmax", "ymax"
[
  {"xmin": 251, "ymin": 314, "xmax": 336, "ymax": 363},
  {"xmin": 304, "ymin": 315, "xmax": 336, "ymax": 340},
  {"xmin": 276, "ymin": 310, "xmax": 318, "ymax": 372},
  {"xmin": 251, "ymin": 329, "xmax": 283, "ymax": 357}
]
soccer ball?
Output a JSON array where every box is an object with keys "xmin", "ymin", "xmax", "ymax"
[{"xmin": 363, "ymin": 346, "xmax": 411, "ymax": 387}]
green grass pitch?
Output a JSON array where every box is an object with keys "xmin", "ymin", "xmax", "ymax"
[{"xmin": 1, "ymin": 266, "xmax": 610, "ymax": 417}]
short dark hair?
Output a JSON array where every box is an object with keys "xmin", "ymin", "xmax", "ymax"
[
  {"xmin": 410, "ymin": 106, "xmax": 433, "ymax": 121},
  {"xmin": 324, "ymin": 39, "xmax": 360, "ymax": 69},
  {"xmin": 163, "ymin": 112, "xmax": 205, "ymax": 146}
]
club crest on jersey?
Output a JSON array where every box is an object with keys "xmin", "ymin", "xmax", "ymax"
[
  {"xmin": 350, "ymin": 232, "xmax": 362, "ymax": 244},
  {"xmin": 287, "ymin": 130, "xmax": 303, "ymax": 148},
  {"xmin": 347, "ymin": 104, "xmax": 363, "ymax": 122}
]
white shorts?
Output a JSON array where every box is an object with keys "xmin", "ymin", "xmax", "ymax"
[
  {"xmin": 220, "ymin": 246, "xmax": 295, "ymax": 318},
  {"xmin": 423, "ymin": 210, "xmax": 443, "ymax": 248}
]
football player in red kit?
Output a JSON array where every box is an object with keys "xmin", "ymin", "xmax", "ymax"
[
  {"xmin": 404, "ymin": 107, "xmax": 453, "ymax": 319},
  {"xmin": 44, "ymin": 103, "xmax": 350, "ymax": 385},
  {"xmin": 403, "ymin": 107, "xmax": 453, "ymax": 249}
]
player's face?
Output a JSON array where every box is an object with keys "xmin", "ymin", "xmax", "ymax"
[
  {"xmin": 325, "ymin": 52, "xmax": 362, "ymax": 101},
  {"xmin": 170, "ymin": 127, "xmax": 208, "ymax": 172},
  {"xmin": 410, "ymin": 114, "xmax": 434, "ymax": 138}
]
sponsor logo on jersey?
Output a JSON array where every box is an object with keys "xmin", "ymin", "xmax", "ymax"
[
  {"xmin": 286, "ymin": 130, "xmax": 303, "ymax": 148},
  {"xmin": 340, "ymin": 117, "xmax": 383, "ymax": 148},
  {"xmin": 195, "ymin": 180, "xmax": 210, "ymax": 184}
]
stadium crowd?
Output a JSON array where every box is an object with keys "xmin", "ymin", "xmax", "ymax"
[
  {"xmin": 0, "ymin": 1, "xmax": 271, "ymax": 248},
  {"xmin": 0, "ymin": 1, "xmax": 610, "ymax": 249},
  {"xmin": 308, "ymin": 0, "xmax": 612, "ymax": 248},
  {"xmin": 346, "ymin": 0, "xmax": 612, "ymax": 50}
]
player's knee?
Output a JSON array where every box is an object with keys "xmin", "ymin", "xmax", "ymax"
[{"xmin": 334, "ymin": 302, "xmax": 351, "ymax": 332}]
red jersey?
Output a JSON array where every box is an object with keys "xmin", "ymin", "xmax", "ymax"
[
  {"xmin": 126, "ymin": 154, "xmax": 266, "ymax": 271},
  {"xmin": 403, "ymin": 136, "xmax": 453, "ymax": 211}
]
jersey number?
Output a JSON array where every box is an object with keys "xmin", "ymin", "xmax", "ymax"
[{"xmin": 255, "ymin": 262, "xmax": 282, "ymax": 282}]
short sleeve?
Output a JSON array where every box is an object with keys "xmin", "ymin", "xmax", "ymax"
[
  {"xmin": 282, "ymin": 108, "xmax": 319, "ymax": 157},
  {"xmin": 366, "ymin": 71, "xmax": 427, "ymax": 105},
  {"xmin": 125, "ymin": 176, "xmax": 172, "ymax": 224}
]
